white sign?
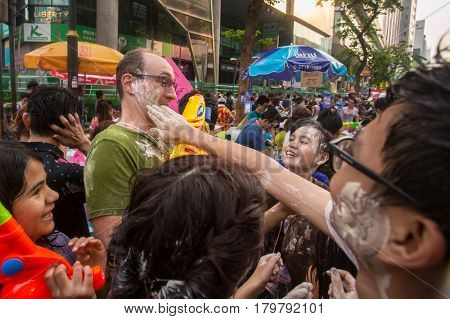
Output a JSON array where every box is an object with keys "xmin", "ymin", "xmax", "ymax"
[
  {"xmin": 301, "ymin": 71, "xmax": 323, "ymax": 88},
  {"xmin": 24, "ymin": 23, "xmax": 51, "ymax": 42}
]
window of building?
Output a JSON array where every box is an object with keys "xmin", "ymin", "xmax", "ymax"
[
  {"xmin": 161, "ymin": 0, "xmax": 212, "ymax": 20},
  {"xmin": 293, "ymin": 22, "xmax": 331, "ymax": 53}
]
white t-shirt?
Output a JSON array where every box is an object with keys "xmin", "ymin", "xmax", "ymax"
[{"xmin": 342, "ymin": 107, "xmax": 359, "ymax": 122}]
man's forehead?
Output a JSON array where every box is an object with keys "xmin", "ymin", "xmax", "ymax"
[{"xmin": 142, "ymin": 53, "xmax": 175, "ymax": 79}]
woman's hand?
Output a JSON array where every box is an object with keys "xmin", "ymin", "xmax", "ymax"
[
  {"xmin": 69, "ymin": 237, "xmax": 107, "ymax": 270},
  {"xmin": 146, "ymin": 105, "xmax": 190, "ymax": 144},
  {"xmin": 252, "ymin": 253, "xmax": 283, "ymax": 291},
  {"xmin": 326, "ymin": 268, "xmax": 359, "ymax": 299},
  {"xmin": 234, "ymin": 253, "xmax": 283, "ymax": 299},
  {"xmin": 50, "ymin": 114, "xmax": 91, "ymax": 154},
  {"xmin": 45, "ymin": 261, "xmax": 96, "ymax": 299},
  {"xmin": 284, "ymin": 282, "xmax": 314, "ymax": 299}
]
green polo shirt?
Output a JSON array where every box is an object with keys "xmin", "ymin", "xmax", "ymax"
[{"xmin": 84, "ymin": 124, "xmax": 170, "ymax": 219}]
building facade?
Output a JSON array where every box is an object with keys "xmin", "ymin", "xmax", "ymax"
[
  {"xmin": 399, "ymin": 0, "xmax": 417, "ymax": 48},
  {"xmin": 2, "ymin": 0, "xmax": 337, "ymax": 85},
  {"xmin": 381, "ymin": 8, "xmax": 402, "ymax": 47},
  {"xmin": 413, "ymin": 20, "xmax": 429, "ymax": 61},
  {"xmin": 1, "ymin": 0, "xmax": 216, "ymax": 83}
]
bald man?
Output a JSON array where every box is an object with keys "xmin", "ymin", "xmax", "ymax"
[{"xmin": 84, "ymin": 49, "xmax": 177, "ymax": 248}]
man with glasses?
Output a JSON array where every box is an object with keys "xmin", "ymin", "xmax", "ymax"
[
  {"xmin": 147, "ymin": 52, "xmax": 449, "ymax": 298},
  {"xmin": 84, "ymin": 49, "xmax": 177, "ymax": 249}
]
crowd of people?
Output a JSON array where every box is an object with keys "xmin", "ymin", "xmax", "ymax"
[{"xmin": 0, "ymin": 47, "xmax": 448, "ymax": 299}]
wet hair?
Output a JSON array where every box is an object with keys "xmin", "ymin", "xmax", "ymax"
[
  {"xmin": 262, "ymin": 107, "xmax": 282, "ymax": 123},
  {"xmin": 317, "ymin": 108, "xmax": 343, "ymax": 136},
  {"xmin": 0, "ymin": 141, "xmax": 42, "ymax": 212},
  {"xmin": 27, "ymin": 85, "xmax": 77, "ymax": 137},
  {"xmin": 95, "ymin": 90, "xmax": 104, "ymax": 99},
  {"xmin": 27, "ymin": 80, "xmax": 39, "ymax": 92},
  {"xmin": 116, "ymin": 49, "xmax": 146, "ymax": 98},
  {"xmin": 95, "ymin": 100, "xmax": 113, "ymax": 123},
  {"xmin": 109, "ymin": 155, "xmax": 265, "ymax": 298},
  {"xmin": 377, "ymin": 49, "xmax": 450, "ymax": 252},
  {"xmin": 289, "ymin": 118, "xmax": 331, "ymax": 155},
  {"xmin": 255, "ymin": 95, "xmax": 271, "ymax": 107}
]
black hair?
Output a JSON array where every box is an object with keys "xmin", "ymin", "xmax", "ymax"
[
  {"xmin": 95, "ymin": 90, "xmax": 104, "ymax": 99},
  {"xmin": 95, "ymin": 100, "xmax": 113, "ymax": 123},
  {"xmin": 377, "ymin": 48, "xmax": 450, "ymax": 251},
  {"xmin": 27, "ymin": 80, "xmax": 39, "ymax": 91},
  {"xmin": 77, "ymin": 85, "xmax": 85, "ymax": 95},
  {"xmin": 255, "ymin": 95, "xmax": 271, "ymax": 107},
  {"xmin": 20, "ymin": 93, "xmax": 30, "ymax": 100},
  {"xmin": 109, "ymin": 155, "xmax": 265, "ymax": 299},
  {"xmin": 317, "ymin": 108, "xmax": 343, "ymax": 136},
  {"xmin": 199, "ymin": 90, "xmax": 218, "ymax": 129},
  {"xmin": 27, "ymin": 85, "xmax": 77, "ymax": 137},
  {"xmin": 0, "ymin": 141, "xmax": 42, "ymax": 212},
  {"xmin": 262, "ymin": 108, "xmax": 282, "ymax": 123},
  {"xmin": 374, "ymin": 97, "xmax": 389, "ymax": 112}
]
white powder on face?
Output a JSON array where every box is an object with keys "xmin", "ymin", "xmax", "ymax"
[{"xmin": 331, "ymin": 181, "xmax": 391, "ymax": 298}]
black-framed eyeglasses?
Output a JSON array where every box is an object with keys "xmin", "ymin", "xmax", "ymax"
[
  {"xmin": 328, "ymin": 136, "xmax": 420, "ymax": 207},
  {"xmin": 130, "ymin": 73, "xmax": 177, "ymax": 90}
]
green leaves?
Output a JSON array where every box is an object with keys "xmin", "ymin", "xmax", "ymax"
[
  {"xmin": 221, "ymin": 28, "xmax": 275, "ymax": 45},
  {"xmin": 368, "ymin": 42, "xmax": 414, "ymax": 87}
]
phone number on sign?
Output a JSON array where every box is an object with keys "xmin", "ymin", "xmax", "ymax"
[{"xmin": 254, "ymin": 302, "xmax": 323, "ymax": 314}]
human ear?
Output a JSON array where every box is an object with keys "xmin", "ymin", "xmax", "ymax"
[
  {"xmin": 22, "ymin": 112, "xmax": 32, "ymax": 130},
  {"xmin": 379, "ymin": 210, "xmax": 446, "ymax": 270},
  {"xmin": 121, "ymin": 74, "xmax": 134, "ymax": 96},
  {"xmin": 315, "ymin": 152, "xmax": 329, "ymax": 167}
]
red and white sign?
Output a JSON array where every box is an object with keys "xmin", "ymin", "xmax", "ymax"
[{"xmin": 50, "ymin": 71, "xmax": 117, "ymax": 85}]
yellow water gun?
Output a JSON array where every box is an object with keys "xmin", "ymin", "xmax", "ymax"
[{"xmin": 170, "ymin": 94, "xmax": 208, "ymax": 159}]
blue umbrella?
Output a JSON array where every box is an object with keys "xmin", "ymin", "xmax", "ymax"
[{"xmin": 243, "ymin": 45, "xmax": 347, "ymax": 81}]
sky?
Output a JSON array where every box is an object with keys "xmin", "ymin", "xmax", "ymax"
[{"xmin": 416, "ymin": 0, "xmax": 450, "ymax": 58}]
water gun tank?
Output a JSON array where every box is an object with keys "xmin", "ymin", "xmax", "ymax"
[{"xmin": 0, "ymin": 201, "xmax": 105, "ymax": 298}]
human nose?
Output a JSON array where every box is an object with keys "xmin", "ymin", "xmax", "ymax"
[
  {"xmin": 46, "ymin": 186, "xmax": 59, "ymax": 204},
  {"xmin": 164, "ymin": 86, "xmax": 177, "ymax": 102}
]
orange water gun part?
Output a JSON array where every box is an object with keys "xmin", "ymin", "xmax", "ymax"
[
  {"xmin": 170, "ymin": 93, "xmax": 208, "ymax": 159},
  {"xmin": 0, "ymin": 201, "xmax": 105, "ymax": 299}
]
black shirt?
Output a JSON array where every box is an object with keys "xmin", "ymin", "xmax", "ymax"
[{"xmin": 25, "ymin": 142, "xmax": 90, "ymax": 238}]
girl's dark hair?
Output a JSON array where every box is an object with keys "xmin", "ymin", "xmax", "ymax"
[
  {"xmin": 0, "ymin": 141, "xmax": 42, "ymax": 212},
  {"xmin": 95, "ymin": 100, "xmax": 113, "ymax": 123},
  {"xmin": 109, "ymin": 155, "xmax": 265, "ymax": 298},
  {"xmin": 317, "ymin": 108, "xmax": 343, "ymax": 136}
]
